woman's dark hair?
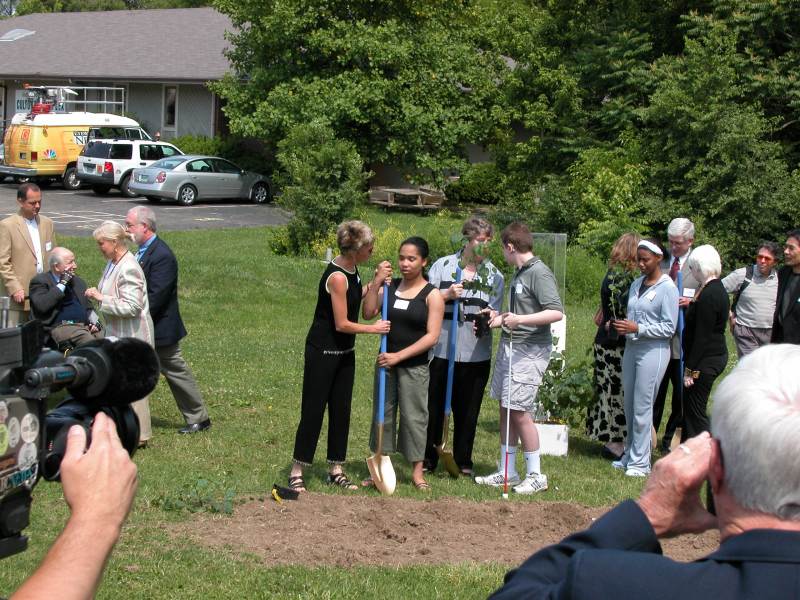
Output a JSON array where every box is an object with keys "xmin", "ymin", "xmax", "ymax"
[
  {"xmin": 757, "ymin": 240, "xmax": 781, "ymax": 260},
  {"xmin": 399, "ymin": 236, "xmax": 429, "ymax": 259}
]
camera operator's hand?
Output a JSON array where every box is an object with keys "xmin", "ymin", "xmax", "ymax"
[{"xmin": 12, "ymin": 413, "xmax": 137, "ymax": 600}]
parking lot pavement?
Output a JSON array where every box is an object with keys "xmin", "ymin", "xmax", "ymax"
[{"xmin": 0, "ymin": 182, "xmax": 289, "ymax": 237}]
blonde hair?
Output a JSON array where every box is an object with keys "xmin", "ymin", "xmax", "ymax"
[
  {"xmin": 93, "ymin": 220, "xmax": 128, "ymax": 246},
  {"xmin": 609, "ymin": 232, "xmax": 641, "ymax": 271},
  {"xmin": 337, "ymin": 220, "xmax": 374, "ymax": 254}
]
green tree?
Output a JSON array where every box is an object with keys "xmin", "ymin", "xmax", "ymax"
[
  {"xmin": 213, "ymin": 0, "xmax": 513, "ymax": 184},
  {"xmin": 276, "ymin": 121, "xmax": 369, "ymax": 253}
]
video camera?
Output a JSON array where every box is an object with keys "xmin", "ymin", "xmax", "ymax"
[{"xmin": 0, "ymin": 311, "xmax": 159, "ymax": 559}]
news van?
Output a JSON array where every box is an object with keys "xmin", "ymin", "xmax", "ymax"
[{"xmin": 0, "ymin": 86, "xmax": 150, "ymax": 189}]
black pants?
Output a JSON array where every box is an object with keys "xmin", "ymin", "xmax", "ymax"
[
  {"xmin": 653, "ymin": 358, "xmax": 682, "ymax": 448},
  {"xmin": 292, "ymin": 344, "xmax": 355, "ymax": 465},
  {"xmin": 681, "ymin": 371, "xmax": 718, "ymax": 441},
  {"xmin": 424, "ymin": 357, "xmax": 491, "ymax": 471}
]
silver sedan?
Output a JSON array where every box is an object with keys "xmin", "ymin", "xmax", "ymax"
[{"xmin": 129, "ymin": 155, "xmax": 272, "ymax": 206}]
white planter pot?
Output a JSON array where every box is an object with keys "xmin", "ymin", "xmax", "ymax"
[{"xmin": 536, "ymin": 422, "xmax": 569, "ymax": 456}]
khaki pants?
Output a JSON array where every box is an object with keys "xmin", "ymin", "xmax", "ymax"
[{"xmin": 370, "ymin": 363, "xmax": 430, "ymax": 463}]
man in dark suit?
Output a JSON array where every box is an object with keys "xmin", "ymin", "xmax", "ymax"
[
  {"xmin": 654, "ymin": 217, "xmax": 700, "ymax": 452},
  {"xmin": 771, "ymin": 228, "xmax": 800, "ymax": 344},
  {"xmin": 29, "ymin": 246, "xmax": 102, "ymax": 347},
  {"xmin": 125, "ymin": 206, "xmax": 211, "ymax": 434},
  {"xmin": 491, "ymin": 343, "xmax": 800, "ymax": 599}
]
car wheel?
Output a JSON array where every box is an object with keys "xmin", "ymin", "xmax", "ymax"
[
  {"xmin": 146, "ymin": 196, "xmax": 161, "ymax": 204},
  {"xmin": 251, "ymin": 182, "xmax": 271, "ymax": 204},
  {"xmin": 120, "ymin": 173, "xmax": 138, "ymax": 198},
  {"xmin": 62, "ymin": 167, "xmax": 81, "ymax": 190},
  {"xmin": 13, "ymin": 176, "xmax": 30, "ymax": 184},
  {"xmin": 178, "ymin": 184, "xmax": 197, "ymax": 206},
  {"xmin": 92, "ymin": 185, "xmax": 111, "ymax": 195}
]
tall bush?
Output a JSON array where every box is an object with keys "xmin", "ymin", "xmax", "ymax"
[{"xmin": 276, "ymin": 122, "xmax": 369, "ymax": 254}]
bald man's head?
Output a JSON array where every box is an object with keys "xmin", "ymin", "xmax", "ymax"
[{"xmin": 48, "ymin": 247, "xmax": 77, "ymax": 275}]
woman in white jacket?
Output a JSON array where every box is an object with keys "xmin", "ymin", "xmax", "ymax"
[
  {"xmin": 85, "ymin": 220, "xmax": 154, "ymax": 445},
  {"xmin": 612, "ymin": 239, "xmax": 678, "ymax": 476}
]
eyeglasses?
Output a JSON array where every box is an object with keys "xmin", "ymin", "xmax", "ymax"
[{"xmin": 755, "ymin": 254, "xmax": 776, "ymax": 262}]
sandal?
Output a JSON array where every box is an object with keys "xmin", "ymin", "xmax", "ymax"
[
  {"xmin": 327, "ymin": 472, "xmax": 358, "ymax": 490},
  {"xmin": 288, "ymin": 475, "xmax": 306, "ymax": 492},
  {"xmin": 413, "ymin": 480, "xmax": 431, "ymax": 491}
]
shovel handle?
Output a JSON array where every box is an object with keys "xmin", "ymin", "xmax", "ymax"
[
  {"xmin": 377, "ymin": 282, "xmax": 389, "ymax": 426},
  {"xmin": 444, "ymin": 266, "xmax": 461, "ymax": 417}
]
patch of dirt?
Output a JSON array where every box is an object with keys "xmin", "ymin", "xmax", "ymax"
[{"xmin": 172, "ymin": 494, "xmax": 719, "ymax": 567}]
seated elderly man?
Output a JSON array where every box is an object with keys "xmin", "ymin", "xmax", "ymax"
[
  {"xmin": 29, "ymin": 246, "xmax": 102, "ymax": 348},
  {"xmin": 491, "ymin": 343, "xmax": 800, "ymax": 599}
]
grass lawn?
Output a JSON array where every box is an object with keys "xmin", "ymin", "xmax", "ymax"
[{"xmin": 0, "ymin": 207, "xmax": 711, "ymax": 598}]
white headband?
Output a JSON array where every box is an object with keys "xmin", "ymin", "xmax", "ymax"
[{"xmin": 638, "ymin": 240, "xmax": 663, "ymax": 256}]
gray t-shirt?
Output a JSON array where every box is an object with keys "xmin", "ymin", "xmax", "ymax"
[{"xmin": 502, "ymin": 257, "xmax": 564, "ymax": 345}]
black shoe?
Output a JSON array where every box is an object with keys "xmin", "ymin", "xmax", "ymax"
[{"xmin": 179, "ymin": 419, "xmax": 211, "ymax": 434}]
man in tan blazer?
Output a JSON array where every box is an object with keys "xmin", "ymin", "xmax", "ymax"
[{"xmin": 0, "ymin": 183, "xmax": 56, "ymax": 325}]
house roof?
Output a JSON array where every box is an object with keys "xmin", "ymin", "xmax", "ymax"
[{"xmin": 0, "ymin": 7, "xmax": 233, "ymax": 82}]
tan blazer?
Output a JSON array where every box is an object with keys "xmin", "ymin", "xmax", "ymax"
[
  {"xmin": 96, "ymin": 251, "xmax": 155, "ymax": 345},
  {"xmin": 0, "ymin": 211, "xmax": 56, "ymax": 311},
  {"xmin": 94, "ymin": 250, "xmax": 154, "ymax": 441}
]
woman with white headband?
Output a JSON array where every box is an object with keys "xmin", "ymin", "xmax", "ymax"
[{"xmin": 611, "ymin": 238, "xmax": 679, "ymax": 476}]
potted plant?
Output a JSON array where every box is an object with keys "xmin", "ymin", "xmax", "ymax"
[{"xmin": 606, "ymin": 265, "xmax": 637, "ymax": 340}]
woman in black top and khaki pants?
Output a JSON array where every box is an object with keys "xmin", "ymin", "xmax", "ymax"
[
  {"xmin": 682, "ymin": 244, "xmax": 730, "ymax": 440},
  {"xmin": 289, "ymin": 221, "xmax": 391, "ymax": 492},
  {"xmin": 363, "ymin": 237, "xmax": 444, "ymax": 490}
]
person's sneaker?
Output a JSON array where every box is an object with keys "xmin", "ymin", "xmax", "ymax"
[
  {"xmin": 625, "ymin": 467, "xmax": 649, "ymax": 478},
  {"xmin": 611, "ymin": 459, "xmax": 626, "ymax": 470},
  {"xmin": 513, "ymin": 473, "xmax": 548, "ymax": 494},
  {"xmin": 474, "ymin": 470, "xmax": 520, "ymax": 487}
]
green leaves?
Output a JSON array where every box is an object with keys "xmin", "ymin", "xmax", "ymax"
[{"xmin": 276, "ymin": 121, "xmax": 369, "ymax": 253}]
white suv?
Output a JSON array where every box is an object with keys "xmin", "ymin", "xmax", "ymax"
[{"xmin": 77, "ymin": 139, "xmax": 183, "ymax": 197}]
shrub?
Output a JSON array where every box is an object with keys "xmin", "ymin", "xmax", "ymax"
[
  {"xmin": 276, "ymin": 121, "xmax": 369, "ymax": 254},
  {"xmin": 445, "ymin": 163, "xmax": 505, "ymax": 205},
  {"xmin": 565, "ymin": 246, "xmax": 606, "ymax": 304}
]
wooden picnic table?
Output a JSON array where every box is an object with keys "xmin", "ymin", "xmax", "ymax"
[{"xmin": 368, "ymin": 186, "xmax": 445, "ymax": 210}]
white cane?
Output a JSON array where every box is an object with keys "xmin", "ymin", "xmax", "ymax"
[{"xmin": 502, "ymin": 329, "xmax": 513, "ymax": 500}]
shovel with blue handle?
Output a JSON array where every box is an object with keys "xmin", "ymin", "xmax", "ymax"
[
  {"xmin": 366, "ymin": 282, "xmax": 396, "ymax": 495},
  {"xmin": 436, "ymin": 265, "xmax": 462, "ymax": 477}
]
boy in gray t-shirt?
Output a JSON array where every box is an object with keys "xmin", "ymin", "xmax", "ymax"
[{"xmin": 474, "ymin": 222, "xmax": 564, "ymax": 495}]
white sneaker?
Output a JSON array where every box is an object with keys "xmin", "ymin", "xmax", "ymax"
[
  {"xmin": 513, "ymin": 473, "xmax": 548, "ymax": 494},
  {"xmin": 625, "ymin": 467, "xmax": 649, "ymax": 478},
  {"xmin": 474, "ymin": 470, "xmax": 520, "ymax": 487},
  {"xmin": 612, "ymin": 459, "xmax": 626, "ymax": 470}
]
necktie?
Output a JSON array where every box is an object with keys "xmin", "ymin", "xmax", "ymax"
[{"xmin": 669, "ymin": 256, "xmax": 680, "ymax": 281}]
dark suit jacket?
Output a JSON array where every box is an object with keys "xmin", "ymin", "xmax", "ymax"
[
  {"xmin": 138, "ymin": 236, "xmax": 187, "ymax": 347},
  {"xmin": 491, "ymin": 500, "xmax": 800, "ymax": 599},
  {"xmin": 28, "ymin": 271, "xmax": 94, "ymax": 330},
  {"xmin": 771, "ymin": 265, "xmax": 800, "ymax": 344}
]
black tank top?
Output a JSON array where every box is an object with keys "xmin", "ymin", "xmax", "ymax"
[
  {"xmin": 386, "ymin": 278, "xmax": 435, "ymax": 368},
  {"xmin": 306, "ymin": 261, "xmax": 362, "ymax": 351}
]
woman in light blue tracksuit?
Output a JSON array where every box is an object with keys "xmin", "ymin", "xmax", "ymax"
[{"xmin": 613, "ymin": 239, "xmax": 679, "ymax": 476}]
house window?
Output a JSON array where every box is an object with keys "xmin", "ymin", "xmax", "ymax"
[{"xmin": 164, "ymin": 86, "xmax": 177, "ymax": 127}]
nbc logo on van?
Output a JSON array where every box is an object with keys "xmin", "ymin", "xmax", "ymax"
[{"xmin": 44, "ymin": 149, "xmax": 57, "ymax": 159}]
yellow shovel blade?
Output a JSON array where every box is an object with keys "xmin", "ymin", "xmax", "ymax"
[{"xmin": 366, "ymin": 453, "xmax": 396, "ymax": 496}]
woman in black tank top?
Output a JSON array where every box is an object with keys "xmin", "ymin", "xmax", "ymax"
[
  {"xmin": 362, "ymin": 237, "xmax": 444, "ymax": 490},
  {"xmin": 289, "ymin": 221, "xmax": 391, "ymax": 492}
]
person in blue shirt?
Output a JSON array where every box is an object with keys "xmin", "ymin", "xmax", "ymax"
[{"xmin": 612, "ymin": 239, "xmax": 678, "ymax": 477}]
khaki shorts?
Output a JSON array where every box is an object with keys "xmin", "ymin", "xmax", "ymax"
[{"xmin": 490, "ymin": 338, "xmax": 551, "ymax": 412}]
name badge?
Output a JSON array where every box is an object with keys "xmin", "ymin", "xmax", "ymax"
[
  {"xmin": 394, "ymin": 298, "xmax": 409, "ymax": 310},
  {"xmin": 646, "ymin": 290, "xmax": 657, "ymax": 301},
  {"xmin": 515, "ymin": 282, "xmax": 523, "ymax": 294},
  {"xmin": 682, "ymin": 287, "xmax": 696, "ymax": 299},
  {"xmin": 45, "ymin": 241, "xmax": 53, "ymax": 251}
]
